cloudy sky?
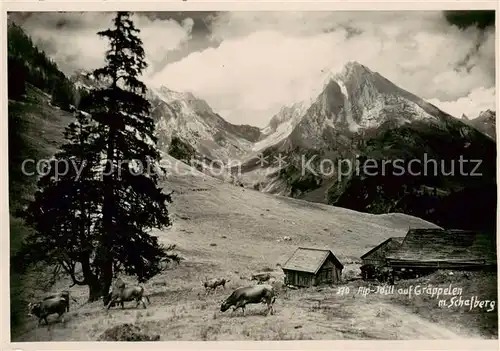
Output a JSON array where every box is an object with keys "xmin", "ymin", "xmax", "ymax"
[{"xmin": 10, "ymin": 11, "xmax": 495, "ymax": 127}]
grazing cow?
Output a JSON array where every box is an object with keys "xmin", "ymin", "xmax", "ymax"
[
  {"xmin": 104, "ymin": 278, "xmax": 127, "ymax": 308},
  {"xmin": 220, "ymin": 284, "xmax": 276, "ymax": 316},
  {"xmin": 43, "ymin": 290, "xmax": 77, "ymax": 312},
  {"xmin": 203, "ymin": 277, "xmax": 230, "ymax": 294},
  {"xmin": 251, "ymin": 272, "xmax": 272, "ymax": 284},
  {"xmin": 104, "ymin": 285, "xmax": 151, "ymax": 310},
  {"xmin": 28, "ymin": 296, "xmax": 68, "ymax": 326}
]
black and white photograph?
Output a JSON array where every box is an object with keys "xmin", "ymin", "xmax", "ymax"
[{"xmin": 6, "ymin": 7, "xmax": 498, "ymax": 343}]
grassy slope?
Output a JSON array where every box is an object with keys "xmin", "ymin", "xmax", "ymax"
[
  {"xmin": 13, "ymin": 155, "xmax": 497, "ymax": 341},
  {"xmin": 9, "ymin": 84, "xmax": 75, "ymax": 335}
]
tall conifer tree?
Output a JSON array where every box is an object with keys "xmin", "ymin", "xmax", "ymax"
[
  {"xmin": 89, "ymin": 11, "xmax": 177, "ymax": 297},
  {"xmin": 20, "ymin": 12, "xmax": 179, "ymax": 301}
]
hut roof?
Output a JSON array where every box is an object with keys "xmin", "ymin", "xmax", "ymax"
[
  {"xmin": 282, "ymin": 247, "xmax": 344, "ymax": 274},
  {"xmin": 360, "ymin": 237, "xmax": 405, "ymax": 259},
  {"xmin": 386, "ymin": 229, "xmax": 497, "ymax": 263}
]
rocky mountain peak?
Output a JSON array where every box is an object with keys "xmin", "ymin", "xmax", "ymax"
[
  {"xmin": 477, "ymin": 109, "xmax": 495, "ymax": 120},
  {"xmin": 338, "ymin": 61, "xmax": 372, "ymax": 80}
]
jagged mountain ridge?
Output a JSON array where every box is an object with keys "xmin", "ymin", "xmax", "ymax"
[
  {"xmin": 462, "ymin": 109, "xmax": 496, "ymax": 141},
  {"xmin": 254, "ymin": 62, "xmax": 451, "ymax": 154},
  {"xmin": 71, "ymin": 71, "xmax": 261, "ymax": 164},
  {"xmin": 9, "ymin": 20, "xmax": 496, "ymax": 233}
]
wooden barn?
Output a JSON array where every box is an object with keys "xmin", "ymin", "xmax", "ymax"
[
  {"xmin": 360, "ymin": 237, "xmax": 405, "ymax": 267},
  {"xmin": 386, "ymin": 228, "xmax": 497, "ymax": 270},
  {"xmin": 281, "ymin": 247, "xmax": 344, "ymax": 287}
]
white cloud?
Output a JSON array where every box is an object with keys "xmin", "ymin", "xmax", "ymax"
[
  {"xmin": 151, "ymin": 11, "xmax": 495, "ymax": 127},
  {"xmin": 18, "ymin": 11, "xmax": 495, "ymax": 127},
  {"xmin": 427, "ymin": 87, "xmax": 496, "ymax": 119},
  {"xmin": 134, "ymin": 15, "xmax": 194, "ymax": 76},
  {"xmin": 19, "ymin": 12, "xmax": 193, "ymax": 76}
]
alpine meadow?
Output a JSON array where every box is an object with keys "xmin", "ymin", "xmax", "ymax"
[{"xmin": 7, "ymin": 10, "xmax": 498, "ymax": 342}]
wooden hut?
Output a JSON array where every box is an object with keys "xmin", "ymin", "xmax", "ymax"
[
  {"xmin": 386, "ymin": 228, "xmax": 497, "ymax": 270},
  {"xmin": 360, "ymin": 237, "xmax": 405, "ymax": 267},
  {"xmin": 281, "ymin": 247, "xmax": 344, "ymax": 287}
]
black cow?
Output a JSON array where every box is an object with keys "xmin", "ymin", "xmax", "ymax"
[
  {"xmin": 220, "ymin": 284, "xmax": 276, "ymax": 316},
  {"xmin": 28, "ymin": 296, "xmax": 68, "ymax": 326},
  {"xmin": 43, "ymin": 290, "xmax": 77, "ymax": 312}
]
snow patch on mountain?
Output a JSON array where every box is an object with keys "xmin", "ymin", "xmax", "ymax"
[
  {"xmin": 336, "ymin": 79, "xmax": 360, "ymax": 132},
  {"xmin": 252, "ymin": 101, "xmax": 309, "ymax": 152},
  {"xmin": 253, "ymin": 118, "xmax": 296, "ymax": 152},
  {"xmin": 463, "ymin": 109, "xmax": 496, "ymax": 140}
]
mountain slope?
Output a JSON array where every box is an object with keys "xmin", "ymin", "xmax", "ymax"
[
  {"xmin": 252, "ymin": 101, "xmax": 308, "ymax": 153},
  {"xmin": 8, "ymin": 20, "xmax": 78, "ymax": 333},
  {"xmin": 147, "ymin": 86, "xmax": 259, "ymax": 160},
  {"xmin": 328, "ymin": 116, "xmax": 496, "ymax": 231}
]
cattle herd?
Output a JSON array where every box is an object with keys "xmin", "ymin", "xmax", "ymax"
[
  {"xmin": 26, "ymin": 262, "xmax": 431, "ymax": 328},
  {"xmin": 25, "ymin": 262, "xmax": 433, "ymax": 330},
  {"xmin": 27, "ymin": 273, "xmax": 279, "ymax": 327}
]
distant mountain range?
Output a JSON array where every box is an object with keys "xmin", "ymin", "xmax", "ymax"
[{"xmin": 70, "ymin": 62, "xmax": 496, "ymax": 170}]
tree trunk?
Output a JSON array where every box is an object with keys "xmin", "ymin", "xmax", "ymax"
[
  {"xmin": 99, "ymin": 125, "xmax": 116, "ymax": 299},
  {"xmin": 81, "ymin": 253, "xmax": 100, "ymax": 302},
  {"xmin": 88, "ymin": 281, "xmax": 101, "ymax": 302},
  {"xmin": 100, "ymin": 259, "xmax": 113, "ymax": 298}
]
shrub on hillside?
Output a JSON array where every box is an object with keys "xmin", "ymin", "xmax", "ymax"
[{"xmin": 98, "ymin": 324, "xmax": 160, "ymax": 341}]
